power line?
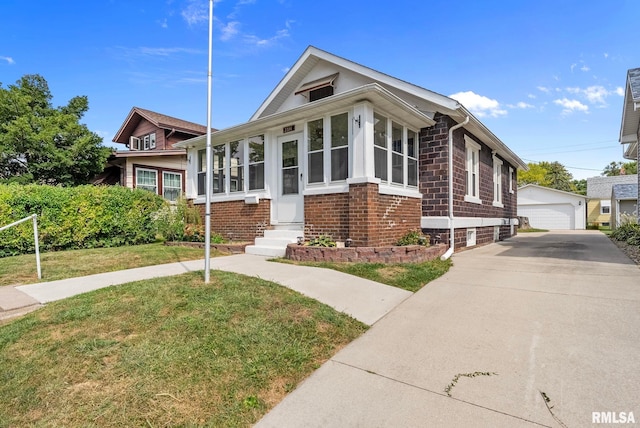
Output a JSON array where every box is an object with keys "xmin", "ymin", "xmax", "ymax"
[{"xmin": 521, "ymin": 158, "xmax": 602, "ymax": 172}]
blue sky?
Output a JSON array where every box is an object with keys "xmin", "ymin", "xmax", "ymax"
[{"xmin": 1, "ymin": 0, "xmax": 639, "ymax": 180}]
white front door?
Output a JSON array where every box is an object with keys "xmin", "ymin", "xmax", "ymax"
[{"xmin": 277, "ymin": 134, "xmax": 304, "ymax": 224}]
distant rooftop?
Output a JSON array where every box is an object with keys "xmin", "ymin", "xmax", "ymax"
[{"xmin": 586, "ymin": 174, "xmax": 638, "ymax": 199}]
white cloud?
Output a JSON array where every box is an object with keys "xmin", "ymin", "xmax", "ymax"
[
  {"xmin": 515, "ymin": 101, "xmax": 534, "ymax": 109},
  {"xmin": 0, "ymin": 56, "xmax": 15, "ymax": 65},
  {"xmin": 181, "ymin": 0, "xmax": 208, "ymax": 26},
  {"xmin": 138, "ymin": 47, "xmax": 202, "ymax": 56},
  {"xmin": 220, "ymin": 21, "xmax": 240, "ymax": 41},
  {"xmin": 449, "ymin": 91, "xmax": 507, "ymax": 118},
  {"xmin": 553, "ymin": 98, "xmax": 589, "ymax": 114},
  {"xmin": 604, "ymin": 52, "xmax": 609, "ymax": 59},
  {"xmin": 615, "ymin": 87, "xmax": 625, "ymax": 96},
  {"xmin": 580, "ymin": 65, "xmax": 590, "ymax": 72},
  {"xmin": 565, "ymin": 85, "xmax": 615, "ymax": 105},
  {"xmin": 158, "ymin": 18, "xmax": 168, "ymax": 28},
  {"xmin": 242, "ymin": 27, "xmax": 290, "ymax": 47},
  {"xmin": 570, "ymin": 63, "xmax": 577, "ymax": 73},
  {"xmin": 537, "ymin": 86, "xmax": 551, "ymax": 93},
  {"xmin": 527, "ymin": 93, "xmax": 536, "ymax": 99}
]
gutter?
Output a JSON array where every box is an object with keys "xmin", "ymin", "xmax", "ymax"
[{"xmin": 441, "ymin": 116, "xmax": 469, "ymax": 261}]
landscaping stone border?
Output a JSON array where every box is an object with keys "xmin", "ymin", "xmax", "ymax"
[
  {"xmin": 285, "ymin": 243, "xmax": 448, "ymax": 263},
  {"xmin": 164, "ymin": 241, "xmax": 249, "ymax": 254}
]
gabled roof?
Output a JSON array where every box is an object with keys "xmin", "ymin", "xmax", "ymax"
[
  {"xmin": 249, "ymin": 46, "xmax": 527, "ymax": 170},
  {"xmin": 612, "ymin": 183, "xmax": 638, "ymax": 200},
  {"xmin": 113, "ymin": 107, "xmax": 208, "ymax": 144},
  {"xmin": 619, "ymin": 68, "xmax": 640, "ymax": 160},
  {"xmin": 518, "ymin": 184, "xmax": 586, "ymax": 200},
  {"xmin": 586, "ymin": 174, "xmax": 638, "ymax": 198}
]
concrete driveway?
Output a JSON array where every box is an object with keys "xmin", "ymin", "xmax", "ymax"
[{"xmin": 256, "ymin": 231, "xmax": 640, "ymax": 427}]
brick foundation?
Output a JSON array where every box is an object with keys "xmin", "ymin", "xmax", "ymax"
[
  {"xmin": 194, "ymin": 199, "xmax": 270, "ymax": 242},
  {"xmin": 286, "ymin": 243, "xmax": 447, "ymax": 263}
]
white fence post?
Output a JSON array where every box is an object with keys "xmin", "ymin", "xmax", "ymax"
[{"xmin": 0, "ymin": 214, "xmax": 42, "ymax": 280}]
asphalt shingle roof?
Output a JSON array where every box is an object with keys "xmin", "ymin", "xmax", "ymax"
[
  {"xmin": 586, "ymin": 175, "xmax": 638, "ymax": 199},
  {"xmin": 629, "ymin": 68, "xmax": 640, "ymax": 102},
  {"xmin": 612, "ymin": 183, "xmax": 639, "ymax": 200}
]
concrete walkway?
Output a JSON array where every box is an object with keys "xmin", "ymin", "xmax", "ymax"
[
  {"xmin": 256, "ymin": 231, "xmax": 640, "ymax": 427},
  {"xmin": 3, "ymin": 254, "xmax": 410, "ymax": 326}
]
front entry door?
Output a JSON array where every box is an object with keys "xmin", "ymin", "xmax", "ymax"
[{"xmin": 277, "ymin": 134, "xmax": 304, "ymax": 224}]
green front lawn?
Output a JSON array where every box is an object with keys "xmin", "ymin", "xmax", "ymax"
[
  {"xmin": 0, "ymin": 243, "xmax": 214, "ymax": 286},
  {"xmin": 0, "ymin": 271, "xmax": 367, "ymax": 426}
]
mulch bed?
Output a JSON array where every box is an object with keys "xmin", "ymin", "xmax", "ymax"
[{"xmin": 610, "ymin": 238, "xmax": 640, "ymax": 266}]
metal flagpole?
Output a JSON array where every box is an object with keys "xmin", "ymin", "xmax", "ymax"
[{"xmin": 204, "ymin": 0, "xmax": 213, "ymax": 283}]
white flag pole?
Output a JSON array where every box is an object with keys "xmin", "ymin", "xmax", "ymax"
[{"xmin": 204, "ymin": 0, "xmax": 213, "ymax": 283}]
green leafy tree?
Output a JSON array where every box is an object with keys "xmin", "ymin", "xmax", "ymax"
[
  {"xmin": 571, "ymin": 179, "xmax": 587, "ymax": 195},
  {"xmin": 602, "ymin": 161, "xmax": 637, "ymax": 176},
  {"xmin": 0, "ymin": 74, "xmax": 110, "ymax": 186},
  {"xmin": 517, "ymin": 161, "xmax": 575, "ymax": 192}
]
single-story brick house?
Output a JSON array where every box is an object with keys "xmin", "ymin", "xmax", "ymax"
[
  {"xmin": 177, "ymin": 46, "xmax": 527, "ymax": 256},
  {"xmin": 619, "ymin": 67, "xmax": 640, "ymax": 222}
]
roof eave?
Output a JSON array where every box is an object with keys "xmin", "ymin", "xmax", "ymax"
[{"xmin": 178, "ymin": 84, "xmax": 436, "ymax": 149}]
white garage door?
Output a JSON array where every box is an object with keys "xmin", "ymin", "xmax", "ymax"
[{"xmin": 518, "ymin": 204, "xmax": 574, "ymax": 230}]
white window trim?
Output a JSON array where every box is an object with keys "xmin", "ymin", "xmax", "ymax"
[
  {"xmin": 162, "ymin": 171, "xmax": 183, "ymax": 201},
  {"xmin": 493, "ymin": 154, "xmax": 504, "ymax": 208},
  {"xmin": 464, "ymin": 136, "xmax": 481, "ymax": 204},
  {"xmin": 374, "ymin": 112, "xmax": 419, "ymax": 189},
  {"xmin": 466, "ymin": 228, "xmax": 477, "ymax": 247},
  {"xmin": 509, "ymin": 167, "xmax": 515, "ymax": 194},
  {"xmin": 600, "ymin": 199, "xmax": 611, "ymax": 215},
  {"xmin": 135, "ymin": 167, "xmax": 158, "ymax": 194}
]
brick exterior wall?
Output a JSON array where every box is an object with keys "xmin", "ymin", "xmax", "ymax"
[
  {"xmin": 304, "ymin": 193, "xmax": 350, "ymax": 242},
  {"xmin": 304, "ymin": 184, "xmax": 421, "ymax": 247},
  {"xmin": 286, "ymin": 243, "xmax": 447, "ymax": 263},
  {"xmin": 420, "ymin": 113, "xmax": 518, "ymax": 249},
  {"xmin": 196, "ymin": 199, "xmax": 270, "ymax": 241}
]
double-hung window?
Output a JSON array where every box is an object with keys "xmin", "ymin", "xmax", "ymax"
[
  {"xmin": 163, "ymin": 171, "xmax": 182, "ymax": 201},
  {"xmin": 407, "ymin": 130, "xmax": 418, "ymax": 187},
  {"xmin": 493, "ymin": 155, "xmax": 503, "ymax": 207},
  {"xmin": 212, "ymin": 144, "xmax": 226, "ymax": 194},
  {"xmin": 307, "ymin": 118, "xmax": 324, "ymax": 184},
  {"xmin": 600, "ymin": 200, "xmax": 611, "ymax": 215},
  {"xmin": 465, "ymin": 136, "xmax": 481, "ymax": 204},
  {"xmin": 136, "ymin": 168, "xmax": 158, "ymax": 194},
  {"xmin": 330, "ymin": 113, "xmax": 349, "ymax": 181},
  {"xmin": 230, "ymin": 140, "xmax": 244, "ymax": 192},
  {"xmin": 374, "ymin": 113, "xmax": 388, "ymax": 181},
  {"xmin": 509, "ymin": 167, "xmax": 515, "ymax": 194},
  {"xmin": 248, "ymin": 135, "xmax": 265, "ymax": 191},
  {"xmin": 391, "ymin": 122, "xmax": 403, "ymax": 184}
]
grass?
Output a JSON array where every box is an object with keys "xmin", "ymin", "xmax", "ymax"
[
  {"xmin": 518, "ymin": 228, "xmax": 549, "ymax": 233},
  {"xmin": 0, "ymin": 271, "xmax": 367, "ymax": 427},
  {"xmin": 0, "ymin": 243, "xmax": 216, "ymax": 286},
  {"xmin": 276, "ymin": 258, "xmax": 451, "ymax": 292}
]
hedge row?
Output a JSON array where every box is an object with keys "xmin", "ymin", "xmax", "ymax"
[{"xmin": 0, "ymin": 184, "xmax": 166, "ymax": 257}]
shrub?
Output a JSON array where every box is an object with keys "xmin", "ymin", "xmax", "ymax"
[
  {"xmin": 307, "ymin": 235, "xmax": 336, "ymax": 247},
  {"xmin": 396, "ymin": 229, "xmax": 430, "ymax": 246},
  {"xmin": 610, "ymin": 222, "xmax": 640, "ymax": 247},
  {"xmin": 0, "ymin": 184, "xmax": 166, "ymax": 257}
]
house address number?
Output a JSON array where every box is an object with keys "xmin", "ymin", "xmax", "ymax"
[{"xmin": 283, "ymin": 125, "xmax": 295, "ymax": 133}]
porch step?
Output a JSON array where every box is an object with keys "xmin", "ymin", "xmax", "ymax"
[{"xmin": 245, "ymin": 229, "xmax": 302, "ymax": 257}]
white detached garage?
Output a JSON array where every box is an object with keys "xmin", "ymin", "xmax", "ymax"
[{"xmin": 518, "ymin": 184, "xmax": 587, "ymax": 230}]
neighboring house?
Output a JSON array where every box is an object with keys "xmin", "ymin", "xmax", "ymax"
[
  {"xmin": 586, "ymin": 175, "xmax": 638, "ymax": 227},
  {"xmin": 619, "ymin": 67, "xmax": 640, "ymax": 222},
  {"xmin": 517, "ymin": 184, "xmax": 586, "ymax": 230},
  {"xmin": 176, "ymin": 46, "xmax": 527, "ymax": 256},
  {"xmin": 611, "ymin": 183, "xmax": 639, "ymax": 229},
  {"xmin": 101, "ymin": 107, "xmax": 208, "ymax": 201}
]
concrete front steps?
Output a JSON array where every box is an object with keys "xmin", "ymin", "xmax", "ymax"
[{"xmin": 245, "ymin": 227, "xmax": 303, "ymax": 257}]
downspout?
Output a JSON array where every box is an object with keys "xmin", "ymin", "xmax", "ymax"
[{"xmin": 441, "ymin": 116, "xmax": 469, "ymax": 260}]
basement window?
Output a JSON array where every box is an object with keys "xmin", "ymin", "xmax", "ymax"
[{"xmin": 467, "ymin": 228, "xmax": 477, "ymax": 247}]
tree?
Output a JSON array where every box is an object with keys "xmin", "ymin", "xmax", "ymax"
[
  {"xmin": 0, "ymin": 74, "xmax": 111, "ymax": 186},
  {"xmin": 602, "ymin": 161, "xmax": 638, "ymax": 176},
  {"xmin": 572, "ymin": 179, "xmax": 586, "ymax": 195},
  {"xmin": 517, "ymin": 161, "xmax": 575, "ymax": 192}
]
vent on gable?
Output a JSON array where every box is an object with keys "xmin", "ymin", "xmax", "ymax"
[
  {"xmin": 295, "ymin": 73, "xmax": 338, "ymax": 101},
  {"xmin": 129, "ymin": 136, "xmax": 141, "ymax": 151}
]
